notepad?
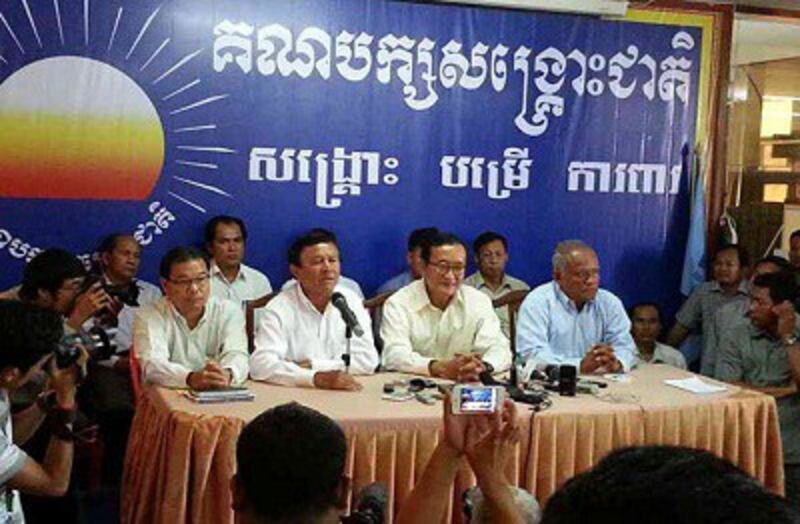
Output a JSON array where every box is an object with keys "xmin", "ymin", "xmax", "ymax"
[
  {"xmin": 663, "ymin": 377, "xmax": 728, "ymax": 395},
  {"xmin": 185, "ymin": 387, "xmax": 255, "ymax": 403}
]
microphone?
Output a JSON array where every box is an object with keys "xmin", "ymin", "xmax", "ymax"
[{"xmin": 331, "ymin": 292, "xmax": 364, "ymax": 337}]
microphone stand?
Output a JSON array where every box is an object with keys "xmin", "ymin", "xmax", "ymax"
[{"xmin": 342, "ymin": 324, "xmax": 352, "ymax": 374}]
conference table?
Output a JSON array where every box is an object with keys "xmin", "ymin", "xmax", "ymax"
[{"xmin": 121, "ymin": 365, "xmax": 784, "ymax": 524}]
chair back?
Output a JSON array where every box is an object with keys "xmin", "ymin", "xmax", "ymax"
[
  {"xmin": 245, "ymin": 292, "xmax": 279, "ymax": 353},
  {"xmin": 363, "ymin": 290, "xmax": 396, "ymax": 356},
  {"xmin": 492, "ymin": 289, "xmax": 530, "ymax": 358}
]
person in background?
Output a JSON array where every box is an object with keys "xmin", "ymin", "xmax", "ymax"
[
  {"xmin": 666, "ymin": 244, "xmax": 750, "ymax": 376},
  {"xmin": 205, "ymin": 215, "xmax": 272, "ymax": 306},
  {"xmin": 381, "ymin": 232, "xmax": 510, "ymax": 382},
  {"xmin": 250, "ymin": 229, "xmax": 378, "ymax": 390},
  {"xmin": 790, "ymin": 230, "xmax": 800, "ymax": 271},
  {"xmin": 133, "ymin": 247, "xmax": 249, "ymax": 390},
  {"xmin": 717, "ymin": 271, "xmax": 800, "ymax": 508},
  {"xmin": 376, "ymin": 227, "xmax": 439, "ymax": 294},
  {"xmin": 464, "ymin": 231, "xmax": 530, "ymax": 339},
  {"xmin": 629, "ymin": 303, "xmax": 686, "ymax": 369},
  {"xmin": 516, "ymin": 240, "xmax": 635, "ymax": 376}
]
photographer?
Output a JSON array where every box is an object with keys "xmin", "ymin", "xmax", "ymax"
[{"xmin": 0, "ymin": 300, "xmax": 86, "ymax": 523}]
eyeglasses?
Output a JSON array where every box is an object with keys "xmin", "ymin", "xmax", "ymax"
[
  {"xmin": 168, "ymin": 274, "xmax": 210, "ymax": 290},
  {"xmin": 428, "ymin": 260, "xmax": 466, "ymax": 276}
]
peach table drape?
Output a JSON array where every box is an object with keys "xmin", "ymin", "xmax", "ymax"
[{"xmin": 121, "ymin": 365, "xmax": 784, "ymax": 524}]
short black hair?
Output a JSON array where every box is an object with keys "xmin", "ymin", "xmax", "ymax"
[
  {"xmin": 472, "ymin": 231, "xmax": 508, "ymax": 256},
  {"xmin": 0, "ymin": 300, "xmax": 64, "ymax": 372},
  {"xmin": 541, "ymin": 446, "xmax": 799, "ymax": 524},
  {"xmin": 19, "ymin": 249, "xmax": 87, "ymax": 302},
  {"xmin": 752, "ymin": 271, "xmax": 798, "ymax": 305},
  {"xmin": 715, "ymin": 243, "xmax": 750, "ymax": 268},
  {"xmin": 421, "ymin": 231, "xmax": 466, "ymax": 263},
  {"xmin": 791, "ymin": 229, "xmax": 800, "ymax": 242},
  {"xmin": 407, "ymin": 227, "xmax": 439, "ymax": 252},
  {"xmin": 628, "ymin": 302, "xmax": 662, "ymax": 321},
  {"xmin": 204, "ymin": 215, "xmax": 247, "ymax": 245},
  {"xmin": 96, "ymin": 234, "xmax": 132, "ymax": 255},
  {"xmin": 236, "ymin": 403, "xmax": 346, "ymax": 522},
  {"xmin": 288, "ymin": 229, "xmax": 338, "ymax": 267},
  {"xmin": 755, "ymin": 255, "xmax": 792, "ymax": 273},
  {"xmin": 159, "ymin": 246, "xmax": 209, "ymax": 280}
]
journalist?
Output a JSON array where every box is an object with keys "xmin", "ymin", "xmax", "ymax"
[{"xmin": 0, "ymin": 300, "xmax": 86, "ymax": 523}]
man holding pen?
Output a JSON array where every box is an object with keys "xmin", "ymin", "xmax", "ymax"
[{"xmin": 133, "ymin": 247, "xmax": 249, "ymax": 390}]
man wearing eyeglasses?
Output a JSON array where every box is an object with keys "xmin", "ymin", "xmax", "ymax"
[
  {"xmin": 133, "ymin": 246, "xmax": 249, "ymax": 390},
  {"xmin": 381, "ymin": 232, "xmax": 511, "ymax": 382},
  {"xmin": 516, "ymin": 240, "xmax": 635, "ymax": 377}
]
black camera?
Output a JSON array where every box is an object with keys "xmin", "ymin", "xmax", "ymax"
[
  {"xmin": 54, "ymin": 327, "xmax": 115, "ymax": 369},
  {"xmin": 81, "ymin": 274, "xmax": 141, "ymax": 308},
  {"xmin": 341, "ymin": 483, "xmax": 386, "ymax": 524}
]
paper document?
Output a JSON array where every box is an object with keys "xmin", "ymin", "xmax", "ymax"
[{"xmin": 664, "ymin": 377, "xmax": 728, "ymax": 394}]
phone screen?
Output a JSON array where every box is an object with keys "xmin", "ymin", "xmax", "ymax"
[{"xmin": 459, "ymin": 387, "xmax": 498, "ymax": 413}]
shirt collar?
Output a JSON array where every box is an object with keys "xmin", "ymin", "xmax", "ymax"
[
  {"xmin": 293, "ymin": 282, "xmax": 332, "ymax": 316},
  {"xmin": 408, "ymin": 279, "xmax": 463, "ymax": 313},
  {"xmin": 709, "ymin": 279, "xmax": 750, "ymax": 296},
  {"xmin": 167, "ymin": 297, "xmax": 208, "ymax": 329},
  {"xmin": 552, "ymin": 281, "xmax": 594, "ymax": 311},
  {"xmin": 210, "ymin": 261, "xmax": 246, "ymax": 284},
  {"xmin": 471, "ymin": 272, "xmax": 512, "ymax": 292}
]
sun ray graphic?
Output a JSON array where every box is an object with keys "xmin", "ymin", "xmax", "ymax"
[{"xmin": 0, "ymin": 0, "xmax": 236, "ymax": 216}]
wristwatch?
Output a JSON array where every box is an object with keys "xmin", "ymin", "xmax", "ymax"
[{"xmin": 781, "ymin": 335, "xmax": 799, "ymax": 347}]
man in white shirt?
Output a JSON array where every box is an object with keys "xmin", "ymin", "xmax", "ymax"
[
  {"xmin": 133, "ymin": 247, "xmax": 249, "ymax": 390},
  {"xmin": 381, "ymin": 232, "xmax": 511, "ymax": 382},
  {"xmin": 629, "ymin": 303, "xmax": 686, "ymax": 369},
  {"xmin": 205, "ymin": 215, "xmax": 272, "ymax": 306},
  {"xmin": 250, "ymin": 229, "xmax": 378, "ymax": 390}
]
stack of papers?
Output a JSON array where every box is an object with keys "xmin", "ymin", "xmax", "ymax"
[
  {"xmin": 186, "ymin": 387, "xmax": 255, "ymax": 403},
  {"xmin": 663, "ymin": 377, "xmax": 728, "ymax": 395}
]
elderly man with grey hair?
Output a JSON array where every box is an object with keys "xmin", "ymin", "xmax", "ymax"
[{"xmin": 516, "ymin": 240, "xmax": 635, "ymax": 376}]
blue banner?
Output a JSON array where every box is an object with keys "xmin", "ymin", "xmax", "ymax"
[{"xmin": 0, "ymin": 0, "xmax": 701, "ymax": 313}]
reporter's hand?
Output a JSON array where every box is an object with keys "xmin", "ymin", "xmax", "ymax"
[
  {"xmin": 464, "ymin": 400, "xmax": 519, "ymax": 486},
  {"xmin": 313, "ymin": 370, "xmax": 362, "ymax": 391},
  {"xmin": 67, "ymin": 283, "xmax": 112, "ymax": 328},
  {"xmin": 48, "ymin": 346, "xmax": 89, "ymax": 409},
  {"xmin": 442, "ymin": 392, "xmax": 469, "ymax": 453}
]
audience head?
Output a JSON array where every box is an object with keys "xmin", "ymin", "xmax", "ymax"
[
  {"xmin": 712, "ymin": 244, "xmax": 748, "ymax": 288},
  {"xmin": 233, "ymin": 402, "xmax": 348, "ymax": 524},
  {"xmin": 421, "ymin": 232, "xmax": 467, "ymax": 306},
  {"xmin": 753, "ymin": 255, "xmax": 792, "ymax": 279},
  {"xmin": 629, "ymin": 303, "xmax": 662, "ymax": 349},
  {"xmin": 288, "ymin": 229, "xmax": 340, "ymax": 300},
  {"xmin": 407, "ymin": 227, "xmax": 439, "ymax": 279},
  {"xmin": 473, "ymin": 231, "xmax": 509, "ymax": 281},
  {"xmin": 205, "ymin": 216, "xmax": 248, "ymax": 273},
  {"xmin": 790, "ymin": 229, "xmax": 800, "ymax": 268},
  {"xmin": 552, "ymin": 240, "xmax": 599, "ymax": 307},
  {"xmin": 541, "ymin": 445, "xmax": 799, "ymax": 524},
  {"xmin": 0, "ymin": 300, "xmax": 64, "ymax": 391},
  {"xmin": 159, "ymin": 247, "xmax": 210, "ymax": 318},
  {"xmin": 19, "ymin": 248, "xmax": 87, "ymax": 315},
  {"xmin": 97, "ymin": 234, "xmax": 142, "ymax": 284},
  {"xmin": 749, "ymin": 271, "xmax": 798, "ymax": 332}
]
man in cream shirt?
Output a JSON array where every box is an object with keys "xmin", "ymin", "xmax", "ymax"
[
  {"xmin": 381, "ymin": 231, "xmax": 511, "ymax": 382},
  {"xmin": 133, "ymin": 247, "xmax": 249, "ymax": 390},
  {"xmin": 205, "ymin": 215, "xmax": 272, "ymax": 306},
  {"xmin": 250, "ymin": 229, "xmax": 378, "ymax": 390}
]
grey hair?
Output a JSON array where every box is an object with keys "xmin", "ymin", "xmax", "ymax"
[{"xmin": 552, "ymin": 240, "xmax": 594, "ymax": 272}]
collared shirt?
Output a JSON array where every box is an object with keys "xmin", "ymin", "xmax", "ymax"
[
  {"xmin": 717, "ymin": 319, "xmax": 800, "ymax": 464},
  {"xmin": 634, "ymin": 341, "xmax": 687, "ymax": 370},
  {"xmin": 376, "ymin": 270, "xmax": 414, "ymax": 294},
  {"xmin": 133, "ymin": 296, "xmax": 249, "ymax": 388},
  {"xmin": 464, "ymin": 272, "xmax": 530, "ymax": 338},
  {"xmin": 676, "ymin": 280, "xmax": 750, "ymax": 376},
  {"xmin": 281, "ymin": 276, "xmax": 364, "ymax": 299},
  {"xmin": 380, "ymin": 279, "xmax": 511, "ymax": 375},
  {"xmin": 250, "ymin": 284, "xmax": 378, "ymax": 387},
  {"xmin": 209, "ymin": 261, "xmax": 272, "ymax": 307},
  {"xmin": 708, "ymin": 300, "xmax": 749, "ymax": 378},
  {"xmin": 516, "ymin": 281, "xmax": 636, "ymax": 373}
]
